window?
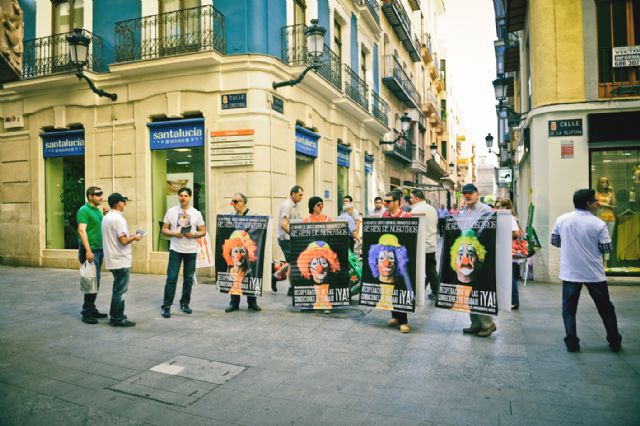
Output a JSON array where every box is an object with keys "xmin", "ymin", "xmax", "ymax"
[
  {"xmin": 334, "ymin": 19, "xmax": 342, "ymax": 60},
  {"xmin": 441, "ymin": 140, "xmax": 447, "ymax": 160},
  {"xmin": 596, "ymin": 0, "xmax": 640, "ymax": 96},
  {"xmin": 52, "ymin": 0, "xmax": 83, "ymax": 35},
  {"xmin": 294, "ymin": 0, "xmax": 306, "ymax": 25},
  {"xmin": 361, "ymin": 49, "xmax": 367, "ymax": 81},
  {"xmin": 158, "ymin": 0, "xmax": 201, "ymax": 55},
  {"xmin": 590, "ymin": 148, "xmax": 640, "ymax": 275}
]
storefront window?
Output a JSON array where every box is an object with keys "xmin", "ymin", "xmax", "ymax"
[
  {"xmin": 149, "ymin": 118, "xmax": 206, "ymax": 252},
  {"xmin": 590, "ymin": 148, "xmax": 640, "ymax": 275},
  {"xmin": 43, "ymin": 129, "xmax": 85, "ymax": 249}
]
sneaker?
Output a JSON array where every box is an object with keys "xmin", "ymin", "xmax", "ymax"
[
  {"xmin": 271, "ymin": 274, "xmax": 278, "ymax": 293},
  {"xmin": 161, "ymin": 306, "xmax": 171, "ymax": 318},
  {"xmin": 81, "ymin": 316, "xmax": 98, "ymax": 324},
  {"xmin": 387, "ymin": 318, "xmax": 399, "ymax": 327},
  {"xmin": 110, "ymin": 319, "xmax": 136, "ymax": 327},
  {"xmin": 462, "ymin": 326, "xmax": 481, "ymax": 334},
  {"xmin": 566, "ymin": 343, "xmax": 581, "ymax": 353},
  {"xmin": 248, "ymin": 304, "xmax": 262, "ymax": 312},
  {"xmin": 477, "ymin": 323, "xmax": 497, "ymax": 337},
  {"xmin": 225, "ymin": 305, "xmax": 239, "ymax": 313},
  {"xmin": 180, "ymin": 305, "xmax": 192, "ymax": 314},
  {"xmin": 400, "ymin": 324, "xmax": 411, "ymax": 333},
  {"xmin": 511, "ymin": 304, "xmax": 520, "ymax": 310},
  {"xmin": 609, "ymin": 342, "xmax": 621, "ymax": 353}
]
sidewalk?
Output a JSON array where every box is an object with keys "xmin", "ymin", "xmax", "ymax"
[{"xmin": 0, "ymin": 264, "xmax": 638, "ymax": 425}]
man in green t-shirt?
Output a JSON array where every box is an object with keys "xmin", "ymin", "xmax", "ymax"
[{"xmin": 77, "ymin": 186, "xmax": 106, "ymax": 324}]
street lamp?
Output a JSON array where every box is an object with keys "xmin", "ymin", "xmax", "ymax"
[
  {"xmin": 379, "ymin": 112, "xmax": 412, "ymax": 146},
  {"xmin": 67, "ymin": 29, "xmax": 117, "ymax": 101},
  {"xmin": 485, "ymin": 133, "xmax": 494, "ymax": 150},
  {"xmin": 273, "ymin": 19, "xmax": 326, "ymax": 89},
  {"xmin": 429, "ymin": 142, "xmax": 437, "ymax": 157},
  {"xmin": 492, "ymin": 75, "xmax": 526, "ymax": 125},
  {"xmin": 448, "ymin": 161, "xmax": 455, "ymax": 174}
]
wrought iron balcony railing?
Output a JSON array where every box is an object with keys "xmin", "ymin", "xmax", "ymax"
[
  {"xmin": 344, "ymin": 64, "xmax": 369, "ymax": 111},
  {"xmin": 357, "ymin": 0, "xmax": 380, "ymax": 24},
  {"xmin": 381, "ymin": 0, "xmax": 420, "ymax": 62},
  {"xmin": 280, "ymin": 24, "xmax": 342, "ymax": 91},
  {"xmin": 114, "ymin": 5, "xmax": 225, "ymax": 63},
  {"xmin": 22, "ymin": 30, "xmax": 106, "ymax": 79},
  {"xmin": 382, "ymin": 54, "xmax": 421, "ymax": 108},
  {"xmin": 372, "ymin": 90, "xmax": 389, "ymax": 126}
]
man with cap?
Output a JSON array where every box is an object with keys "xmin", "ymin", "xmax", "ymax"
[
  {"xmin": 458, "ymin": 183, "xmax": 496, "ymax": 337},
  {"xmin": 160, "ymin": 187, "xmax": 206, "ymax": 318},
  {"xmin": 102, "ymin": 193, "xmax": 143, "ymax": 327}
]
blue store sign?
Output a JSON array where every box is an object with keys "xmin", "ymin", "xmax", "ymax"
[
  {"xmin": 148, "ymin": 118, "xmax": 205, "ymax": 150},
  {"xmin": 41, "ymin": 129, "xmax": 84, "ymax": 158},
  {"xmin": 295, "ymin": 126, "xmax": 319, "ymax": 157},
  {"xmin": 364, "ymin": 154, "xmax": 374, "ymax": 174},
  {"xmin": 337, "ymin": 144, "xmax": 351, "ymax": 168}
]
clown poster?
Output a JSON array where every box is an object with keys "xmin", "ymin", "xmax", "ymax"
[
  {"xmin": 359, "ymin": 218, "xmax": 420, "ymax": 313},
  {"xmin": 215, "ymin": 215, "xmax": 270, "ymax": 297},
  {"xmin": 436, "ymin": 212, "xmax": 498, "ymax": 315},
  {"xmin": 289, "ymin": 222, "xmax": 351, "ymax": 309}
]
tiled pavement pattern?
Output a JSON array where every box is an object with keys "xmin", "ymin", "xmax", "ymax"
[{"xmin": 0, "ymin": 264, "xmax": 638, "ymax": 425}]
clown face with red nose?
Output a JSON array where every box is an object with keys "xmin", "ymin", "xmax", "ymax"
[
  {"xmin": 377, "ymin": 249, "xmax": 396, "ymax": 284},
  {"xmin": 449, "ymin": 229, "xmax": 487, "ymax": 284}
]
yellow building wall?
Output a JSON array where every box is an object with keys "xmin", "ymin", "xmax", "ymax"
[{"xmin": 530, "ymin": 0, "xmax": 585, "ymax": 107}]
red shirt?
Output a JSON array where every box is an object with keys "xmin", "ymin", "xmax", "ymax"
[{"xmin": 382, "ymin": 209, "xmax": 412, "ymax": 218}]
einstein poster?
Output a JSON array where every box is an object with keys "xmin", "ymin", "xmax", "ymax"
[
  {"xmin": 290, "ymin": 222, "xmax": 351, "ymax": 309},
  {"xmin": 215, "ymin": 215, "xmax": 270, "ymax": 297},
  {"xmin": 436, "ymin": 212, "xmax": 498, "ymax": 315},
  {"xmin": 359, "ymin": 218, "xmax": 420, "ymax": 313}
]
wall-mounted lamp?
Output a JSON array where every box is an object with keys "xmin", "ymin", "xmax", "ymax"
[
  {"xmin": 448, "ymin": 161, "xmax": 455, "ymax": 174},
  {"xmin": 379, "ymin": 112, "xmax": 412, "ymax": 146},
  {"xmin": 273, "ymin": 19, "xmax": 326, "ymax": 90},
  {"xmin": 429, "ymin": 142, "xmax": 437, "ymax": 157},
  {"xmin": 492, "ymin": 75, "xmax": 527, "ymax": 125},
  {"xmin": 67, "ymin": 29, "xmax": 117, "ymax": 101}
]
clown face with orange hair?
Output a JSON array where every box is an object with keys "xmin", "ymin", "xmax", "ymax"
[
  {"xmin": 297, "ymin": 241, "xmax": 341, "ymax": 284},
  {"xmin": 222, "ymin": 230, "xmax": 257, "ymax": 274}
]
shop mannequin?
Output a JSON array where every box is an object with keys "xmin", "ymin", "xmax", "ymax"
[{"xmin": 596, "ymin": 177, "xmax": 616, "ymax": 266}]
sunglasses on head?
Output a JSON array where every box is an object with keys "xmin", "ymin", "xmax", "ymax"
[{"xmin": 91, "ymin": 191, "xmax": 103, "ymax": 196}]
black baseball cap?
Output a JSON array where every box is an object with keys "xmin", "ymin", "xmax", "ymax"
[
  {"xmin": 461, "ymin": 183, "xmax": 478, "ymax": 194},
  {"xmin": 108, "ymin": 193, "xmax": 129, "ymax": 207}
]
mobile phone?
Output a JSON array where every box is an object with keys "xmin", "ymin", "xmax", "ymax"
[
  {"xmin": 180, "ymin": 226, "xmax": 192, "ymax": 234},
  {"xmin": 136, "ymin": 229, "xmax": 146, "ymax": 236}
]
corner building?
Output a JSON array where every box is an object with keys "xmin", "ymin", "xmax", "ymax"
[
  {"xmin": 0, "ymin": 0, "xmax": 457, "ymax": 273},
  {"xmin": 494, "ymin": 0, "xmax": 640, "ymax": 281}
]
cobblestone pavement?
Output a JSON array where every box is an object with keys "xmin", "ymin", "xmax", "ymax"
[{"xmin": 0, "ymin": 264, "xmax": 638, "ymax": 425}]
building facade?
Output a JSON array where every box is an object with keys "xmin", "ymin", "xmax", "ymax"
[
  {"xmin": 493, "ymin": 0, "xmax": 640, "ymax": 281},
  {"xmin": 0, "ymin": 0, "xmax": 460, "ymax": 273}
]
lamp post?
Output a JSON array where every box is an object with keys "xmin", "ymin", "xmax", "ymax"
[
  {"xmin": 273, "ymin": 19, "xmax": 326, "ymax": 89},
  {"xmin": 485, "ymin": 132, "xmax": 500, "ymax": 162},
  {"xmin": 448, "ymin": 161, "xmax": 455, "ymax": 175},
  {"xmin": 379, "ymin": 112, "xmax": 412, "ymax": 146},
  {"xmin": 67, "ymin": 29, "xmax": 117, "ymax": 101}
]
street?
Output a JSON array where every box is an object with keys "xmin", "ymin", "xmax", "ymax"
[{"xmin": 0, "ymin": 265, "xmax": 638, "ymax": 425}]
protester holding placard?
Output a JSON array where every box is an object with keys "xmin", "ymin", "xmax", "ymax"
[
  {"xmin": 276, "ymin": 186, "xmax": 304, "ymax": 296},
  {"xmin": 409, "ymin": 189, "xmax": 440, "ymax": 301},
  {"xmin": 223, "ymin": 193, "xmax": 262, "ymax": 312}
]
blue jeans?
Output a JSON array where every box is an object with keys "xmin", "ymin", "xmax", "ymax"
[
  {"xmin": 109, "ymin": 268, "xmax": 130, "ymax": 321},
  {"xmin": 163, "ymin": 250, "xmax": 197, "ymax": 308},
  {"xmin": 78, "ymin": 247, "xmax": 103, "ymax": 312},
  {"xmin": 512, "ymin": 263, "xmax": 520, "ymax": 305},
  {"xmin": 562, "ymin": 281, "xmax": 621, "ymax": 347}
]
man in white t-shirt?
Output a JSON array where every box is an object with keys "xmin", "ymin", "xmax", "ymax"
[
  {"xmin": 160, "ymin": 187, "xmax": 206, "ymax": 318},
  {"xmin": 277, "ymin": 185, "xmax": 303, "ymax": 296},
  {"xmin": 102, "ymin": 193, "xmax": 143, "ymax": 327},
  {"xmin": 551, "ymin": 188, "xmax": 621, "ymax": 353}
]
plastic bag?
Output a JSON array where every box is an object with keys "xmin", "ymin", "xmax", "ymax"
[{"xmin": 80, "ymin": 261, "xmax": 98, "ymax": 294}]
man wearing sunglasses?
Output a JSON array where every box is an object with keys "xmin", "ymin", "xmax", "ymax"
[
  {"xmin": 551, "ymin": 188, "xmax": 622, "ymax": 353},
  {"xmin": 77, "ymin": 186, "xmax": 107, "ymax": 324}
]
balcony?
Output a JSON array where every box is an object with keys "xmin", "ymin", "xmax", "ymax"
[
  {"xmin": 280, "ymin": 24, "xmax": 342, "ymax": 91},
  {"xmin": 381, "ymin": 0, "xmax": 421, "ymax": 62},
  {"xmin": 421, "ymin": 32, "xmax": 433, "ymax": 63},
  {"xmin": 504, "ymin": 32, "xmax": 519, "ymax": 72},
  {"xmin": 383, "ymin": 136, "xmax": 413, "ymax": 163},
  {"xmin": 356, "ymin": 0, "xmax": 380, "ymax": 29},
  {"xmin": 410, "ymin": 145, "xmax": 427, "ymax": 173},
  {"xmin": 382, "ymin": 55, "xmax": 421, "ymax": 109},
  {"xmin": 22, "ymin": 30, "xmax": 106, "ymax": 79},
  {"xmin": 429, "ymin": 54, "xmax": 440, "ymax": 80},
  {"xmin": 421, "ymin": 88, "xmax": 437, "ymax": 115},
  {"xmin": 408, "ymin": 0, "xmax": 421, "ymax": 11},
  {"xmin": 344, "ymin": 64, "xmax": 369, "ymax": 111},
  {"xmin": 114, "ymin": 5, "xmax": 225, "ymax": 63},
  {"xmin": 372, "ymin": 91, "xmax": 389, "ymax": 127}
]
